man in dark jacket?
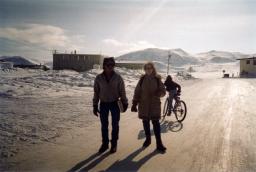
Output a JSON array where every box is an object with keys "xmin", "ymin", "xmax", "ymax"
[
  {"xmin": 93, "ymin": 57, "xmax": 128, "ymax": 154},
  {"xmin": 164, "ymin": 75, "xmax": 181, "ymax": 112}
]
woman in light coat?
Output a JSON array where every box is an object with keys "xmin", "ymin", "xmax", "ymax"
[{"xmin": 131, "ymin": 62, "xmax": 167, "ymax": 152}]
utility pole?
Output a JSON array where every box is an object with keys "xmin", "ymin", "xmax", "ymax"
[
  {"xmin": 167, "ymin": 51, "xmax": 171, "ymax": 75},
  {"xmin": 52, "ymin": 49, "xmax": 57, "ymax": 54}
]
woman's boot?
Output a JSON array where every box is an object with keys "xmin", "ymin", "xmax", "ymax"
[
  {"xmin": 152, "ymin": 120, "xmax": 166, "ymax": 152},
  {"xmin": 143, "ymin": 120, "xmax": 151, "ymax": 147}
]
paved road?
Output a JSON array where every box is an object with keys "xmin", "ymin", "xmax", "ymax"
[{"xmin": 8, "ymin": 78, "xmax": 256, "ymax": 172}]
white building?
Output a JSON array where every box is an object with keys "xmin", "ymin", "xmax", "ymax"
[{"xmin": 237, "ymin": 57, "xmax": 256, "ymax": 77}]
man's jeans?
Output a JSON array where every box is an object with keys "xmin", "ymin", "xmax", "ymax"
[
  {"xmin": 169, "ymin": 90, "xmax": 177, "ymax": 109},
  {"xmin": 100, "ymin": 101, "xmax": 120, "ymax": 145}
]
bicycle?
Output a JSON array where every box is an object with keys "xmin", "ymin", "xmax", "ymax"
[{"xmin": 162, "ymin": 92, "xmax": 187, "ymax": 122}]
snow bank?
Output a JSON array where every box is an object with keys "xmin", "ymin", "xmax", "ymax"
[{"xmin": 176, "ymin": 71, "xmax": 195, "ymax": 80}]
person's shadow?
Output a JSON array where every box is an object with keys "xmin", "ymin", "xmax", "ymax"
[
  {"xmin": 67, "ymin": 152, "xmax": 110, "ymax": 172},
  {"xmin": 68, "ymin": 148, "xmax": 159, "ymax": 172},
  {"xmin": 137, "ymin": 120, "xmax": 183, "ymax": 140},
  {"xmin": 105, "ymin": 147, "xmax": 159, "ymax": 171}
]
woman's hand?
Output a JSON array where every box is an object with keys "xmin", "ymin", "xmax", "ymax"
[
  {"xmin": 155, "ymin": 89, "xmax": 165, "ymax": 97},
  {"xmin": 131, "ymin": 104, "xmax": 138, "ymax": 112}
]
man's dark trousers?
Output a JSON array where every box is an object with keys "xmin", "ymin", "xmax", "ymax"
[{"xmin": 100, "ymin": 101, "xmax": 120, "ymax": 146}]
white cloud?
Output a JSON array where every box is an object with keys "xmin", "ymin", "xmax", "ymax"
[
  {"xmin": 102, "ymin": 38, "xmax": 158, "ymax": 55},
  {"xmin": 0, "ymin": 24, "xmax": 85, "ymax": 52},
  {"xmin": 102, "ymin": 39, "xmax": 123, "ymax": 47}
]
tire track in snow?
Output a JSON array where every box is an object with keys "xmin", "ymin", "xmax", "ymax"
[
  {"xmin": 221, "ymin": 105, "xmax": 233, "ymax": 171},
  {"xmin": 220, "ymin": 80, "xmax": 239, "ymax": 171}
]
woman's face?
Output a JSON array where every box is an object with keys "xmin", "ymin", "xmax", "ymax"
[{"xmin": 144, "ymin": 64, "xmax": 153, "ymax": 75}]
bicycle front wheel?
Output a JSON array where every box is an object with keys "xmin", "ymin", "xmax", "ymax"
[{"xmin": 174, "ymin": 100, "xmax": 187, "ymax": 122}]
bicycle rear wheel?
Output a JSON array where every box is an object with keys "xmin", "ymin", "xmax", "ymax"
[
  {"xmin": 162, "ymin": 98, "xmax": 170, "ymax": 119},
  {"xmin": 174, "ymin": 100, "xmax": 187, "ymax": 122}
]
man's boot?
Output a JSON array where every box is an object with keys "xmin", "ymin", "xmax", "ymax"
[
  {"xmin": 143, "ymin": 135, "xmax": 151, "ymax": 147},
  {"xmin": 98, "ymin": 142, "xmax": 109, "ymax": 154},
  {"xmin": 110, "ymin": 140, "xmax": 117, "ymax": 153},
  {"xmin": 156, "ymin": 140, "xmax": 167, "ymax": 152}
]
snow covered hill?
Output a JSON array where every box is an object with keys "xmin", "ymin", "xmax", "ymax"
[
  {"xmin": 117, "ymin": 48, "xmax": 199, "ymax": 67},
  {"xmin": 196, "ymin": 50, "xmax": 250, "ymax": 63},
  {"xmin": 117, "ymin": 48, "xmax": 253, "ymax": 67}
]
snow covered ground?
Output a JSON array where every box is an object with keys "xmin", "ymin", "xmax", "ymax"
[
  {"xmin": 0, "ymin": 67, "xmax": 143, "ymax": 167},
  {"xmin": 1, "ymin": 63, "xmax": 256, "ymax": 172},
  {"xmin": 191, "ymin": 62, "xmax": 240, "ymax": 79}
]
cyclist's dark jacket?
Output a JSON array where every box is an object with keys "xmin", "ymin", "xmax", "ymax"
[{"xmin": 164, "ymin": 80, "xmax": 181, "ymax": 92}]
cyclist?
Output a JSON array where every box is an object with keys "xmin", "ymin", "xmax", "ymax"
[{"xmin": 164, "ymin": 75, "xmax": 181, "ymax": 112}]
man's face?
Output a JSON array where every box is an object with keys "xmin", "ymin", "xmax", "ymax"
[{"xmin": 104, "ymin": 62, "xmax": 115, "ymax": 73}]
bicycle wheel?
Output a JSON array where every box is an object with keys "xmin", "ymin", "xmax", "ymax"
[
  {"xmin": 174, "ymin": 100, "xmax": 187, "ymax": 122},
  {"xmin": 162, "ymin": 98, "xmax": 170, "ymax": 119}
]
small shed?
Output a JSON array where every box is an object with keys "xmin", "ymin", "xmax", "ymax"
[
  {"xmin": 115, "ymin": 61, "xmax": 145, "ymax": 70},
  {"xmin": 237, "ymin": 57, "xmax": 256, "ymax": 77},
  {"xmin": 0, "ymin": 61, "xmax": 14, "ymax": 70}
]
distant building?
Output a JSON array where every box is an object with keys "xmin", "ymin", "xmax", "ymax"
[
  {"xmin": 0, "ymin": 61, "xmax": 13, "ymax": 70},
  {"xmin": 53, "ymin": 53, "xmax": 103, "ymax": 72},
  {"xmin": 115, "ymin": 61, "xmax": 145, "ymax": 70},
  {"xmin": 237, "ymin": 57, "xmax": 256, "ymax": 77}
]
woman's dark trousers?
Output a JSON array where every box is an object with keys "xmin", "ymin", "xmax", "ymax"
[{"xmin": 143, "ymin": 119, "xmax": 162, "ymax": 145}]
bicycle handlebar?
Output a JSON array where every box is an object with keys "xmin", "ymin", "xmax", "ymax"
[{"xmin": 175, "ymin": 92, "xmax": 181, "ymax": 97}]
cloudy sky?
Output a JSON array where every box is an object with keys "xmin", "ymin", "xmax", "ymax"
[{"xmin": 0, "ymin": 0, "xmax": 255, "ymax": 62}]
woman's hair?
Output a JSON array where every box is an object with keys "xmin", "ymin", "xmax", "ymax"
[{"xmin": 144, "ymin": 62, "xmax": 158, "ymax": 76}]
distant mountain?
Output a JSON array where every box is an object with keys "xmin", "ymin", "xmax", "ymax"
[
  {"xmin": 117, "ymin": 48, "xmax": 199, "ymax": 67},
  {"xmin": 196, "ymin": 50, "xmax": 250, "ymax": 63},
  {"xmin": 0, "ymin": 56, "xmax": 37, "ymax": 66},
  {"xmin": 117, "ymin": 49, "xmax": 254, "ymax": 67}
]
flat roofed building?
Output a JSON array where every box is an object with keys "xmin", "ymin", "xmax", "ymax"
[
  {"xmin": 53, "ymin": 53, "xmax": 103, "ymax": 72},
  {"xmin": 237, "ymin": 57, "xmax": 256, "ymax": 77}
]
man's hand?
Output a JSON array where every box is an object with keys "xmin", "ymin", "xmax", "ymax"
[
  {"xmin": 93, "ymin": 105, "xmax": 99, "ymax": 117},
  {"xmin": 131, "ymin": 104, "xmax": 138, "ymax": 112},
  {"xmin": 122, "ymin": 103, "xmax": 128, "ymax": 112}
]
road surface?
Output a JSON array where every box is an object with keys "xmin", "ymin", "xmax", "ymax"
[{"xmin": 5, "ymin": 78, "xmax": 256, "ymax": 172}]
